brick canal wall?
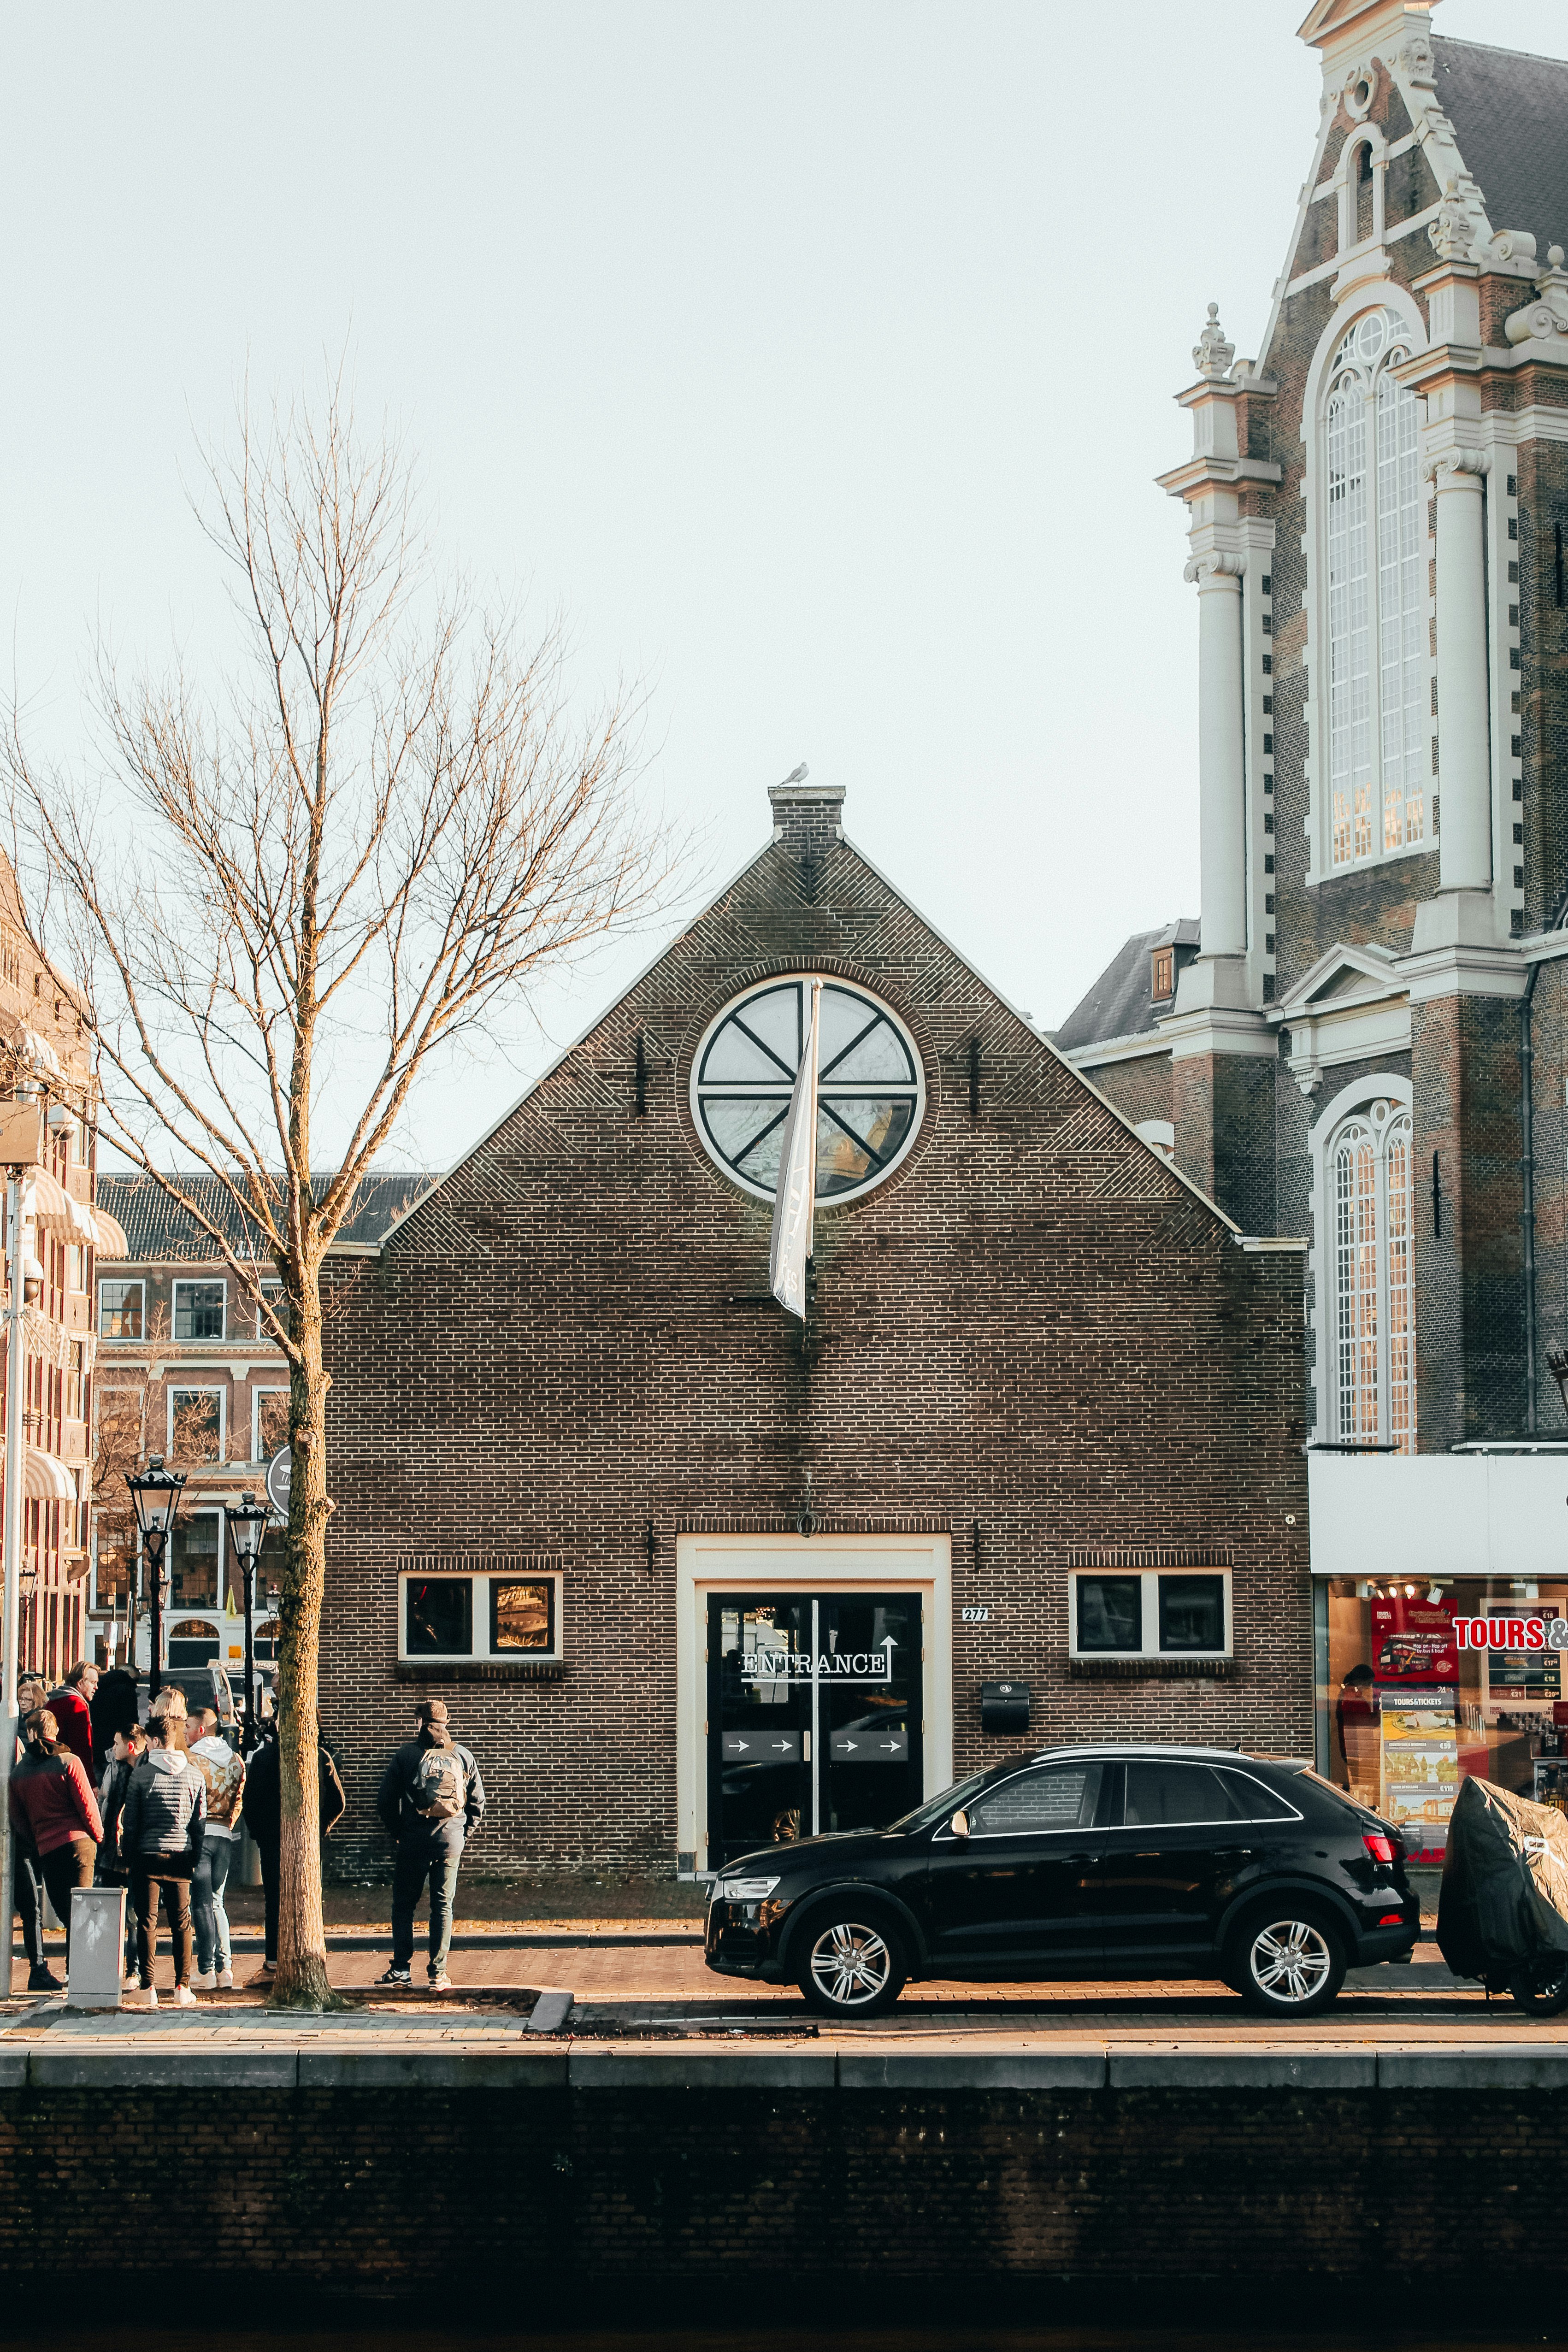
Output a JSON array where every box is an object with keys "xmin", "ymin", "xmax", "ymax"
[{"xmin": 3, "ymin": 2048, "xmax": 1567, "ymax": 2292}]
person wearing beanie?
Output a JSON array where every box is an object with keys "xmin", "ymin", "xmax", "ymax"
[{"xmin": 375, "ymin": 1699, "xmax": 485, "ymax": 1991}]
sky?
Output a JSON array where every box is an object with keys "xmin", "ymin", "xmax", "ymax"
[{"xmin": 4, "ymin": 0, "xmax": 1564, "ymax": 1174}]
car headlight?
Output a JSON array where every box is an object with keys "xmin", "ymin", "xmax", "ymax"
[{"xmin": 716, "ymin": 1875, "xmax": 781, "ymax": 1901}]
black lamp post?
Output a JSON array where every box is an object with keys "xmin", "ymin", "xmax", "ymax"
[
  {"xmin": 1549, "ymin": 1348, "xmax": 1568, "ymax": 1426},
  {"xmin": 126, "ymin": 1456, "xmax": 184, "ymax": 1701},
  {"xmin": 225, "ymin": 1489, "xmax": 270, "ymax": 1753}
]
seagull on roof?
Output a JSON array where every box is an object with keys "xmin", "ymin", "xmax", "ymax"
[{"xmin": 779, "ymin": 762, "xmax": 809, "ymax": 785}]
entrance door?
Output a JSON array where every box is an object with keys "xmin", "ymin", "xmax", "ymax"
[{"xmin": 707, "ymin": 1592, "xmax": 923, "ymax": 1871}]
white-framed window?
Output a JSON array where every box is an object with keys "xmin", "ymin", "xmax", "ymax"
[
  {"xmin": 1325, "ymin": 1093, "xmax": 1416, "ymax": 1452},
  {"xmin": 171, "ymin": 1510, "xmax": 223, "ymax": 1609},
  {"xmin": 1067, "ymin": 1569, "xmax": 1232, "ymax": 1661},
  {"xmin": 253, "ymin": 1387, "xmax": 289, "ymax": 1463},
  {"xmin": 169, "ymin": 1386, "xmax": 225, "ymax": 1463},
  {"xmin": 173, "ymin": 1279, "xmax": 226, "ymax": 1341},
  {"xmin": 398, "ymin": 1570, "xmax": 563, "ymax": 1665},
  {"xmin": 1323, "ymin": 305, "xmax": 1427, "ymax": 871},
  {"xmin": 98, "ymin": 1279, "xmax": 144, "ymax": 1341}
]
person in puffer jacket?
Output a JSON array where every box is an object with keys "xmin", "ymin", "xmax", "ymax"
[
  {"xmin": 187, "ymin": 1706, "xmax": 246, "ymax": 1989},
  {"xmin": 118, "ymin": 1715, "xmax": 207, "ymax": 2007},
  {"xmin": 7, "ymin": 1708, "xmax": 103, "ymax": 1981}
]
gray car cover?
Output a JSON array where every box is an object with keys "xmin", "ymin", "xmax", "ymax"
[{"xmin": 1437, "ymin": 1774, "xmax": 1568, "ymax": 1981}]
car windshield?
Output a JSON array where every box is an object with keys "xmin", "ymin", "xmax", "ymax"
[{"xmin": 887, "ymin": 1769, "xmax": 999, "ymax": 1835}]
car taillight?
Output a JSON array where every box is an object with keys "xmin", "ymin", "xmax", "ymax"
[
  {"xmin": 1362, "ymin": 1831, "xmax": 1396, "ymax": 1864},
  {"xmin": 1378, "ymin": 1913, "xmax": 1404, "ymax": 1926}
]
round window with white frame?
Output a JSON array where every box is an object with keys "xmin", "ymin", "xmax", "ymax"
[{"xmin": 691, "ymin": 975, "xmax": 925, "ymax": 1204}]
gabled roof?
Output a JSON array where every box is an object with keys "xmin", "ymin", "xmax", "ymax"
[
  {"xmin": 1050, "ymin": 920, "xmax": 1199, "ymax": 1055},
  {"xmin": 98, "ymin": 1171, "xmax": 432, "ymax": 1264},
  {"xmin": 1434, "ymin": 35, "xmax": 1568, "ymax": 259}
]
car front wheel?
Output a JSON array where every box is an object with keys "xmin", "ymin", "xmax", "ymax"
[
  {"xmin": 1230, "ymin": 1907, "xmax": 1346, "ymax": 2017},
  {"xmin": 797, "ymin": 1912, "xmax": 908, "ymax": 2018}
]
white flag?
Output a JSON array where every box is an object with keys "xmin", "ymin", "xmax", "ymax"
[{"xmin": 769, "ymin": 979, "xmax": 821, "ymax": 1320}]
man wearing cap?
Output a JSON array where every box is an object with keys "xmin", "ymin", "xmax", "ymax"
[{"xmin": 375, "ymin": 1699, "xmax": 485, "ymax": 1991}]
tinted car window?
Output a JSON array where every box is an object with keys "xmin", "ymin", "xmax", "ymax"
[
  {"xmin": 1217, "ymin": 1768, "xmax": 1297, "ymax": 1821},
  {"xmin": 968, "ymin": 1764, "xmax": 1102, "ymax": 1836},
  {"xmin": 1122, "ymin": 1761, "xmax": 1243, "ymax": 1827}
]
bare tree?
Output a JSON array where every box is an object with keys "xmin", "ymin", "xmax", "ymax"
[{"xmin": 7, "ymin": 380, "xmax": 681, "ymax": 2004}]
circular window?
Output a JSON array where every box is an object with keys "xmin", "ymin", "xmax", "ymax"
[{"xmin": 691, "ymin": 976, "xmax": 924, "ymax": 1204}]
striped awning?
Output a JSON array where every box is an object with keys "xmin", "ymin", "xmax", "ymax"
[
  {"xmin": 29, "ymin": 1169, "xmax": 98, "ymax": 1249},
  {"xmin": 24, "ymin": 1445, "xmax": 75, "ymax": 1501},
  {"xmin": 93, "ymin": 1207, "xmax": 128, "ymax": 1256}
]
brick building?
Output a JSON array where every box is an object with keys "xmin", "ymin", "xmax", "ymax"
[
  {"xmin": 1057, "ymin": 0, "xmax": 1568, "ymax": 1828},
  {"xmin": 318, "ymin": 777, "xmax": 1307, "ymax": 1879},
  {"xmin": 90, "ymin": 1174, "xmax": 427, "ymax": 1688}
]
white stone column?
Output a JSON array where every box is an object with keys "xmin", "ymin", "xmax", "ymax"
[
  {"xmin": 1429, "ymin": 448, "xmax": 1493, "ymax": 894},
  {"xmin": 1188, "ymin": 550, "xmax": 1248, "ymax": 961}
]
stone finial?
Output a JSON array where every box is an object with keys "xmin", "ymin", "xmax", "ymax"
[
  {"xmin": 1429, "ymin": 177, "xmax": 1477, "ymax": 264},
  {"xmin": 1192, "ymin": 303, "xmax": 1235, "ymax": 381}
]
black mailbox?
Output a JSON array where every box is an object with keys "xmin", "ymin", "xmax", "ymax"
[{"xmin": 980, "ymin": 1680, "xmax": 1031, "ymax": 1736}]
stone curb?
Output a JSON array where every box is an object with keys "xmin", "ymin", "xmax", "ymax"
[{"xmin": 8, "ymin": 2042, "xmax": 1568, "ymax": 2090}]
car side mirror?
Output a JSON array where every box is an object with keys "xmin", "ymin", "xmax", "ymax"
[{"xmin": 949, "ymin": 1809, "xmax": 970, "ymax": 1840}]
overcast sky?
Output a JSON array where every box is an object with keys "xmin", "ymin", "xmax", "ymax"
[{"xmin": 4, "ymin": 0, "xmax": 1562, "ymax": 1173}]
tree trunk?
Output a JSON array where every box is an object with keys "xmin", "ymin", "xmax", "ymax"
[{"xmin": 270, "ymin": 1271, "xmax": 337, "ymax": 2008}]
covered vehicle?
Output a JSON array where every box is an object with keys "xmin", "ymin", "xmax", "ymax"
[{"xmin": 1437, "ymin": 1775, "xmax": 1568, "ymax": 2013}]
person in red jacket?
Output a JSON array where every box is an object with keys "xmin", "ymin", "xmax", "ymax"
[
  {"xmin": 8, "ymin": 1708, "xmax": 103, "ymax": 1977},
  {"xmin": 46, "ymin": 1662, "xmax": 99, "ymax": 1777}
]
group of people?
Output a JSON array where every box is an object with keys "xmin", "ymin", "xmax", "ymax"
[{"xmin": 8, "ymin": 1665, "xmax": 486, "ymax": 1998}]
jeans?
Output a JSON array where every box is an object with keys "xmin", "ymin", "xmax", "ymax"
[
  {"xmin": 40, "ymin": 1838, "xmax": 96, "ymax": 1969},
  {"xmin": 391, "ymin": 1833, "xmax": 464, "ymax": 1974},
  {"xmin": 13, "ymin": 1841, "xmax": 44, "ymax": 1973},
  {"xmin": 191, "ymin": 1835, "xmax": 234, "ymax": 1975},
  {"xmin": 131, "ymin": 1863, "xmax": 194, "ymax": 1989}
]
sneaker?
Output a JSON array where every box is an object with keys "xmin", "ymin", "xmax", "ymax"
[
  {"xmin": 171, "ymin": 1984, "xmax": 197, "ymax": 2008},
  {"xmin": 377, "ymin": 1965, "xmax": 412, "ymax": 1987},
  {"xmin": 256, "ymin": 1959, "xmax": 276, "ymax": 1979},
  {"xmin": 427, "ymin": 1969, "xmax": 452, "ymax": 1992},
  {"xmin": 217, "ymin": 1967, "xmax": 233, "ymax": 1990},
  {"xmin": 128, "ymin": 1985, "xmax": 157, "ymax": 2008},
  {"xmin": 27, "ymin": 1966, "xmax": 64, "ymax": 1994},
  {"xmin": 191, "ymin": 1970, "xmax": 216, "ymax": 1992}
]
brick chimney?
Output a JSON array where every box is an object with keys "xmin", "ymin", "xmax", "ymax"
[{"xmin": 768, "ymin": 776, "xmax": 845, "ymax": 858}]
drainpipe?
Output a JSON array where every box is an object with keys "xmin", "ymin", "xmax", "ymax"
[{"xmin": 1521, "ymin": 888, "xmax": 1568, "ymax": 1434}]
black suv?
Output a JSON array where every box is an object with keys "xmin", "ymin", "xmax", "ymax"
[{"xmin": 704, "ymin": 1743, "xmax": 1420, "ymax": 2018}]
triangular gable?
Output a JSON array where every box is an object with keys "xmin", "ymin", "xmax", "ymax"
[
  {"xmin": 1276, "ymin": 940, "xmax": 1404, "ymax": 1022},
  {"xmin": 358, "ymin": 819, "xmax": 1243, "ymax": 1257}
]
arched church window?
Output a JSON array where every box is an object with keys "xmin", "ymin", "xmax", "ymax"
[
  {"xmin": 168, "ymin": 1617, "xmax": 221, "ymax": 1667},
  {"xmin": 1324, "ymin": 307, "xmax": 1426, "ymax": 871},
  {"xmin": 1327, "ymin": 1096, "xmax": 1415, "ymax": 1452},
  {"xmin": 692, "ymin": 977, "xmax": 924, "ymax": 1204}
]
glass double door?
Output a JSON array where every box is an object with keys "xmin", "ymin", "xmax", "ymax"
[{"xmin": 707, "ymin": 1592, "xmax": 923, "ymax": 1872}]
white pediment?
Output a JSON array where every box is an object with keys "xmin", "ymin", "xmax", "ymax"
[
  {"xmin": 1276, "ymin": 940, "xmax": 1405, "ymax": 1022},
  {"xmin": 1277, "ymin": 941, "xmax": 1410, "ymax": 1096}
]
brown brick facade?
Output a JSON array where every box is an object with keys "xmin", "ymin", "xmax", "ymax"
[{"xmin": 319, "ymin": 800, "xmax": 1308, "ymax": 1878}]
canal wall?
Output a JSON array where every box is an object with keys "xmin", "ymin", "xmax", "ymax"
[{"xmin": 0, "ymin": 2043, "xmax": 1559, "ymax": 2297}]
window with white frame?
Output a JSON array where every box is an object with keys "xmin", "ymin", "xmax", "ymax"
[
  {"xmin": 398, "ymin": 1571, "xmax": 562, "ymax": 1664},
  {"xmin": 1326, "ymin": 1095, "xmax": 1415, "ymax": 1452},
  {"xmin": 253, "ymin": 1387, "xmax": 289, "ymax": 1462},
  {"xmin": 1068, "ymin": 1569, "xmax": 1231, "ymax": 1660},
  {"xmin": 1324, "ymin": 306, "xmax": 1427, "ymax": 870},
  {"xmin": 173, "ymin": 1279, "xmax": 226, "ymax": 1341},
  {"xmin": 169, "ymin": 1386, "xmax": 224, "ymax": 1463},
  {"xmin": 98, "ymin": 1279, "xmax": 144, "ymax": 1341}
]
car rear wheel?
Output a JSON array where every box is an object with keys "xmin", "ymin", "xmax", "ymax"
[
  {"xmin": 1230, "ymin": 1906, "xmax": 1346, "ymax": 2017},
  {"xmin": 797, "ymin": 1911, "xmax": 908, "ymax": 2018}
]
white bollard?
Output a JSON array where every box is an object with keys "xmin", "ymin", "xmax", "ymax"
[{"xmin": 67, "ymin": 1887, "xmax": 126, "ymax": 2009}]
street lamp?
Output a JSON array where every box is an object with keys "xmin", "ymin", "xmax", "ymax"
[
  {"xmin": 1549, "ymin": 1348, "xmax": 1568, "ymax": 1425},
  {"xmin": 225, "ymin": 1489, "xmax": 270, "ymax": 1752},
  {"xmin": 126, "ymin": 1456, "xmax": 185, "ymax": 1701}
]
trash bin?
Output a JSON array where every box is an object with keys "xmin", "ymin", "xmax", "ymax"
[{"xmin": 67, "ymin": 1888, "xmax": 125, "ymax": 2010}]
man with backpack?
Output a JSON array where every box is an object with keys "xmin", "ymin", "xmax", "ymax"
[{"xmin": 375, "ymin": 1699, "xmax": 484, "ymax": 1991}]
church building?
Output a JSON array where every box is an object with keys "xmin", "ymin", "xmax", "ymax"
[
  {"xmin": 318, "ymin": 778, "xmax": 1306, "ymax": 1878},
  {"xmin": 1059, "ymin": 0, "xmax": 1568, "ymax": 1826}
]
